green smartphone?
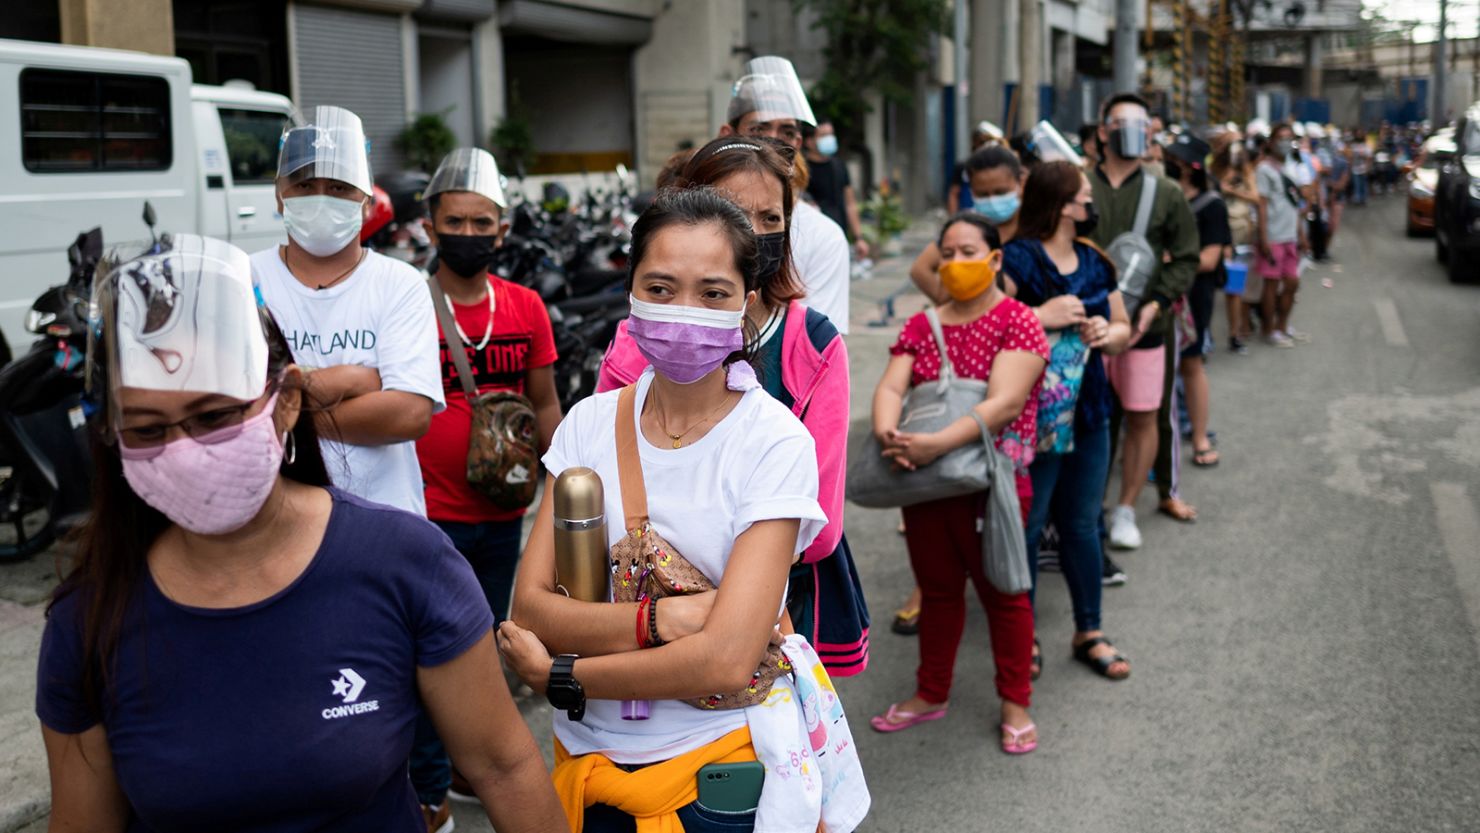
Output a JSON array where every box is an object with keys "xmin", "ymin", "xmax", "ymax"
[{"xmin": 696, "ymin": 761, "xmax": 765, "ymax": 813}]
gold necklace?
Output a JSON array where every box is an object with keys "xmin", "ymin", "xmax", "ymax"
[{"xmin": 650, "ymin": 384, "xmax": 734, "ymax": 449}]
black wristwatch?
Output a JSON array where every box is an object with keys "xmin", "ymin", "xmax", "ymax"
[{"xmin": 546, "ymin": 654, "xmax": 586, "ymax": 722}]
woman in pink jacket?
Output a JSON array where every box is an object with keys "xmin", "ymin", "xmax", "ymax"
[{"xmin": 598, "ymin": 136, "xmax": 868, "ymax": 675}]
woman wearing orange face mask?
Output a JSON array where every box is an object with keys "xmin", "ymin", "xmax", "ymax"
[{"xmin": 868, "ymin": 213, "xmax": 1049, "ymax": 754}]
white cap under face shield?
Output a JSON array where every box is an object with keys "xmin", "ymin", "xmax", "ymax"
[
  {"xmin": 425, "ymin": 147, "xmax": 508, "ymax": 210},
  {"xmin": 87, "ymin": 234, "xmax": 269, "ymax": 438},
  {"xmin": 727, "ymin": 56, "xmax": 816, "ymax": 127},
  {"xmin": 278, "ymin": 105, "xmax": 373, "ymax": 195}
]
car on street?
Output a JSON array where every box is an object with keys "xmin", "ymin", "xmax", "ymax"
[
  {"xmin": 1406, "ymin": 130, "xmax": 1453, "ymax": 236},
  {"xmin": 1433, "ymin": 107, "xmax": 1480, "ymax": 282}
]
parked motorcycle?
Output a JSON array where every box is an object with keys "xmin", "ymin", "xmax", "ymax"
[{"xmin": 0, "ymin": 224, "xmax": 105, "ymax": 560}]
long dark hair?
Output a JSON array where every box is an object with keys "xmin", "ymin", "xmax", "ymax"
[
  {"xmin": 674, "ymin": 136, "xmax": 806, "ymax": 310},
  {"xmin": 626, "ymin": 188, "xmax": 762, "ymax": 368},
  {"xmin": 1015, "ymin": 160, "xmax": 1088, "ymax": 242},
  {"xmin": 50, "ymin": 308, "xmax": 331, "ymax": 717}
]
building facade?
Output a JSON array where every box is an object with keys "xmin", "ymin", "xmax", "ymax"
[{"xmin": 5, "ymin": 0, "xmax": 747, "ymax": 185}]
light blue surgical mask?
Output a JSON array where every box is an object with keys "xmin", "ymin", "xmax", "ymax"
[
  {"xmin": 971, "ymin": 192, "xmax": 1020, "ymax": 225},
  {"xmin": 816, "ymin": 134, "xmax": 839, "ymax": 157}
]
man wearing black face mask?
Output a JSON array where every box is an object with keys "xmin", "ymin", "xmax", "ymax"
[
  {"xmin": 411, "ymin": 147, "xmax": 562, "ymax": 816},
  {"xmin": 1088, "ymin": 93, "xmax": 1201, "ymax": 551}
]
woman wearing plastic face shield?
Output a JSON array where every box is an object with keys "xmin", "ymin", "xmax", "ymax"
[
  {"xmin": 498, "ymin": 190, "xmax": 865, "ymax": 833},
  {"xmin": 596, "ymin": 136, "xmax": 868, "ymax": 680},
  {"xmin": 910, "ymin": 146, "xmax": 1028, "ymax": 306},
  {"xmin": 36, "ymin": 237, "xmax": 566, "ymax": 833},
  {"xmin": 869, "ymin": 212, "xmax": 1048, "ymax": 752}
]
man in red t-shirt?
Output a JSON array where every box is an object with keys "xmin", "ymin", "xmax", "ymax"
[
  {"xmin": 411, "ymin": 148, "xmax": 560, "ymax": 819},
  {"xmin": 416, "ymin": 148, "xmax": 560, "ymax": 617}
]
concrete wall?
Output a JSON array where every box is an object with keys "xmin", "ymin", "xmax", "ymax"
[
  {"xmin": 632, "ymin": 0, "xmax": 746, "ymax": 186},
  {"xmin": 60, "ymin": 0, "xmax": 174, "ymax": 55}
]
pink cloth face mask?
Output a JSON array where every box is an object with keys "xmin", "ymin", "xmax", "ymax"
[
  {"xmin": 119, "ymin": 394, "xmax": 285, "ymax": 536},
  {"xmin": 626, "ymin": 295, "xmax": 745, "ymax": 385}
]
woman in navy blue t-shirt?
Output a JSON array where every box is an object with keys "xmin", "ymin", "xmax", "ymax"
[
  {"xmin": 35, "ymin": 237, "xmax": 566, "ymax": 832},
  {"xmin": 1001, "ymin": 161, "xmax": 1135, "ymax": 683}
]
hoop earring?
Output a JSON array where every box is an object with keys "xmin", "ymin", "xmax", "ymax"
[{"xmin": 283, "ymin": 430, "xmax": 297, "ymax": 466}]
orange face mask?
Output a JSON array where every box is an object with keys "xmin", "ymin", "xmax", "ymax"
[{"xmin": 938, "ymin": 258, "xmax": 998, "ymax": 301}]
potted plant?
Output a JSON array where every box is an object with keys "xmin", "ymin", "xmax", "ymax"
[
  {"xmin": 861, "ymin": 180, "xmax": 910, "ymax": 257},
  {"xmin": 398, "ymin": 111, "xmax": 458, "ymax": 173}
]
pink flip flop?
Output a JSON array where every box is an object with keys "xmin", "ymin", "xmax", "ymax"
[
  {"xmin": 869, "ymin": 703, "xmax": 948, "ymax": 733},
  {"xmin": 1000, "ymin": 722, "xmax": 1038, "ymax": 754}
]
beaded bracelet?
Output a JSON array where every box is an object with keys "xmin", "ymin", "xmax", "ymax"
[{"xmin": 648, "ymin": 597, "xmax": 665, "ymax": 647}]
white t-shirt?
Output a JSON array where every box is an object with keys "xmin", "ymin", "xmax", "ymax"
[
  {"xmin": 790, "ymin": 200, "xmax": 851, "ymax": 335},
  {"xmin": 542, "ymin": 368, "xmax": 826, "ymax": 764},
  {"xmin": 251, "ymin": 248, "xmax": 445, "ymax": 515}
]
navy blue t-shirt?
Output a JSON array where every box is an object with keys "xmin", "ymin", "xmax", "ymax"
[
  {"xmin": 1002, "ymin": 238, "xmax": 1119, "ymax": 436},
  {"xmin": 35, "ymin": 489, "xmax": 494, "ymax": 832}
]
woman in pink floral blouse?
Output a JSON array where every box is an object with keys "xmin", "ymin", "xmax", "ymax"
[{"xmin": 867, "ymin": 212, "xmax": 1048, "ymax": 754}]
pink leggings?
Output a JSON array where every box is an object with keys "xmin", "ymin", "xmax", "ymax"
[{"xmin": 902, "ymin": 492, "xmax": 1034, "ymax": 707}]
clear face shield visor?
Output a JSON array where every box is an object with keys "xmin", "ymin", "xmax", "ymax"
[
  {"xmin": 1106, "ymin": 115, "xmax": 1152, "ymax": 159},
  {"xmin": 86, "ymin": 234, "xmax": 270, "ymax": 443},
  {"xmin": 727, "ymin": 56, "xmax": 817, "ymax": 129},
  {"xmin": 1027, "ymin": 120, "xmax": 1083, "ymax": 165},
  {"xmin": 277, "ymin": 105, "xmax": 373, "ymax": 195},
  {"xmin": 425, "ymin": 147, "xmax": 508, "ymax": 209}
]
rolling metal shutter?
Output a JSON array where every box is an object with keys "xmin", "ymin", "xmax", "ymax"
[{"xmin": 292, "ymin": 3, "xmax": 407, "ymax": 174}]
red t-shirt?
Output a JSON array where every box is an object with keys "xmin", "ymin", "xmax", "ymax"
[
  {"xmin": 416, "ymin": 277, "xmax": 558, "ymax": 523},
  {"xmin": 890, "ymin": 297, "xmax": 1048, "ymax": 518}
]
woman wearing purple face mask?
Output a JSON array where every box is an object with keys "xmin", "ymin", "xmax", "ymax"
[
  {"xmin": 36, "ymin": 235, "xmax": 565, "ymax": 833},
  {"xmin": 599, "ymin": 136, "xmax": 867, "ymax": 679},
  {"xmin": 498, "ymin": 189, "xmax": 868, "ymax": 833}
]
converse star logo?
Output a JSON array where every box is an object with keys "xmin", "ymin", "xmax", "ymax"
[
  {"xmin": 321, "ymin": 667, "xmax": 379, "ymax": 720},
  {"xmin": 331, "ymin": 668, "xmax": 366, "ymax": 703}
]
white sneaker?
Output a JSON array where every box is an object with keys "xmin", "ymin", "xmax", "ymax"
[
  {"xmin": 1266, "ymin": 331, "xmax": 1295, "ymax": 348},
  {"xmin": 1285, "ymin": 326, "xmax": 1312, "ymax": 343},
  {"xmin": 1108, "ymin": 506, "xmax": 1142, "ymax": 550}
]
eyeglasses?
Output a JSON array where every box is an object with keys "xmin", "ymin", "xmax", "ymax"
[
  {"xmin": 116, "ymin": 383, "xmax": 277, "ymax": 459},
  {"xmin": 744, "ymin": 121, "xmax": 802, "ymax": 145}
]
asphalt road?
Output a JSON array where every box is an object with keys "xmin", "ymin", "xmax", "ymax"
[{"xmin": 4, "ymin": 194, "xmax": 1479, "ymax": 832}]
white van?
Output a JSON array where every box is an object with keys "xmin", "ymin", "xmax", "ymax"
[{"xmin": 0, "ymin": 39, "xmax": 293, "ymax": 346}]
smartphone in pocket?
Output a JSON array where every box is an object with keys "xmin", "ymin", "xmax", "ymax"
[{"xmin": 696, "ymin": 761, "xmax": 764, "ymax": 813}]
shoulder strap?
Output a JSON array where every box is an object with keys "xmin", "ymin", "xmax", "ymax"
[
  {"xmin": 924, "ymin": 306, "xmax": 955, "ymax": 382},
  {"xmin": 1189, "ymin": 191, "xmax": 1219, "ymax": 213},
  {"xmin": 426, "ymin": 276, "xmax": 479, "ymax": 400},
  {"xmin": 1133, "ymin": 172, "xmax": 1158, "ymax": 237},
  {"xmin": 614, "ymin": 384, "xmax": 649, "ymax": 533}
]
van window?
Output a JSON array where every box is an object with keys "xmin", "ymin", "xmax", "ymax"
[
  {"xmin": 20, "ymin": 69, "xmax": 172, "ymax": 173},
  {"xmin": 220, "ymin": 108, "xmax": 288, "ymax": 185}
]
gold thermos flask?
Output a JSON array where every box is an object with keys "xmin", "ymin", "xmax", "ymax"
[{"xmin": 553, "ymin": 467, "xmax": 609, "ymax": 602}]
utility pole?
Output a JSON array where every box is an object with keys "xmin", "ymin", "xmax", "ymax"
[
  {"xmin": 1113, "ymin": 0, "xmax": 1139, "ymax": 93},
  {"xmin": 955, "ymin": 0, "xmax": 969, "ymax": 162},
  {"xmin": 1020, "ymin": 0, "xmax": 1042, "ymax": 125},
  {"xmin": 1434, "ymin": 0, "xmax": 1448, "ymax": 125}
]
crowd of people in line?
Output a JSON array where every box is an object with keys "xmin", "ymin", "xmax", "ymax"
[{"xmin": 33, "ymin": 48, "xmax": 1381, "ymax": 833}]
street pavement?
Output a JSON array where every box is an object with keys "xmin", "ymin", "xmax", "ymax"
[{"xmin": 3, "ymin": 194, "xmax": 1479, "ymax": 832}]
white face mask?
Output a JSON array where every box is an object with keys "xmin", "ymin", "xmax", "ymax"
[{"xmin": 282, "ymin": 195, "xmax": 364, "ymax": 257}]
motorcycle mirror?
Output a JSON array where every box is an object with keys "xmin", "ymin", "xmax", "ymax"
[{"xmin": 142, "ymin": 202, "xmax": 159, "ymax": 249}]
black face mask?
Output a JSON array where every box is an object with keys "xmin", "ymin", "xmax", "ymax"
[
  {"xmin": 437, "ymin": 233, "xmax": 498, "ymax": 278},
  {"xmin": 1163, "ymin": 159, "xmax": 1183, "ymax": 182},
  {"xmin": 1074, "ymin": 202, "xmax": 1099, "ymax": 238},
  {"xmin": 756, "ymin": 232, "xmax": 787, "ymax": 281}
]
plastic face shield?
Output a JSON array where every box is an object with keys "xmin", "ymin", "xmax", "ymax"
[
  {"xmin": 425, "ymin": 147, "xmax": 508, "ymax": 210},
  {"xmin": 1027, "ymin": 120, "xmax": 1082, "ymax": 165},
  {"xmin": 1105, "ymin": 114, "xmax": 1151, "ymax": 159},
  {"xmin": 277, "ymin": 105, "xmax": 373, "ymax": 195},
  {"xmin": 728, "ymin": 56, "xmax": 817, "ymax": 129},
  {"xmin": 88, "ymin": 234, "xmax": 269, "ymax": 438}
]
